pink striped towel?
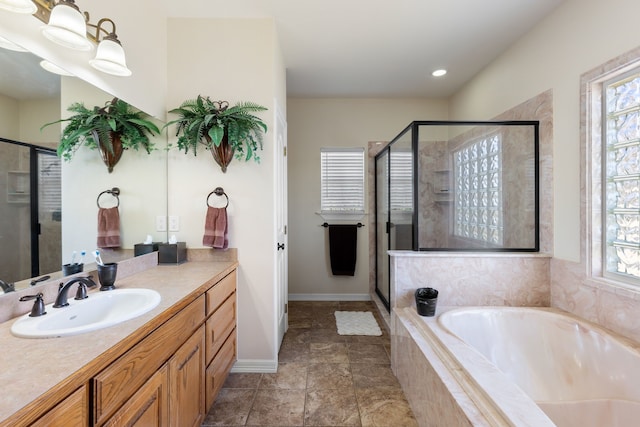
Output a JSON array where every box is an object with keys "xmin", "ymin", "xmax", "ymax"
[{"xmin": 203, "ymin": 206, "xmax": 228, "ymax": 249}]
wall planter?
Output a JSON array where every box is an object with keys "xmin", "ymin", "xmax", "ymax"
[
  {"xmin": 165, "ymin": 96, "xmax": 268, "ymax": 173},
  {"xmin": 42, "ymin": 98, "xmax": 160, "ymax": 173}
]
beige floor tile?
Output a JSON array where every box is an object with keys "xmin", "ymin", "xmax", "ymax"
[
  {"xmin": 351, "ymin": 364, "xmax": 399, "ymax": 388},
  {"xmin": 246, "ymin": 389, "xmax": 306, "ymax": 426},
  {"xmin": 309, "ymin": 342, "xmax": 349, "ymax": 364},
  {"xmin": 304, "ymin": 388, "xmax": 361, "ymax": 426},
  {"xmin": 356, "ymin": 387, "xmax": 418, "ymax": 427},
  {"xmin": 278, "ymin": 342, "xmax": 310, "ymax": 364},
  {"xmin": 222, "ymin": 372, "xmax": 263, "ymax": 389},
  {"xmin": 202, "ymin": 388, "xmax": 256, "ymax": 426},
  {"xmin": 260, "ymin": 362, "xmax": 308, "ymax": 390},
  {"xmin": 307, "ymin": 363, "xmax": 353, "ymax": 390},
  {"xmin": 347, "ymin": 343, "xmax": 390, "ymax": 364}
]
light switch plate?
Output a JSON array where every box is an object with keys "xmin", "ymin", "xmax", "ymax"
[
  {"xmin": 169, "ymin": 215, "xmax": 180, "ymax": 232},
  {"xmin": 156, "ymin": 215, "xmax": 167, "ymax": 232}
]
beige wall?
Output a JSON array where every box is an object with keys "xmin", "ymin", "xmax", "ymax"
[
  {"xmin": 449, "ymin": 0, "xmax": 640, "ymax": 262},
  {"xmin": 60, "ymin": 78, "xmax": 167, "ymax": 262},
  {"xmin": 287, "ymin": 98, "xmax": 448, "ymax": 298},
  {"xmin": 167, "ymin": 18, "xmax": 286, "ymax": 369},
  {"xmin": 0, "ymin": 94, "xmax": 19, "ymax": 140}
]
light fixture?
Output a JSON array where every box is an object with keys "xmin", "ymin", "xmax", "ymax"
[
  {"xmin": 41, "ymin": 0, "xmax": 92, "ymax": 51},
  {"xmin": 89, "ymin": 18, "xmax": 131, "ymax": 76},
  {"xmin": 40, "ymin": 59, "xmax": 74, "ymax": 75},
  {"xmin": 0, "ymin": 0, "xmax": 36, "ymax": 14},
  {"xmin": 0, "ymin": 35, "xmax": 29, "ymax": 51},
  {"xmin": 432, "ymin": 69, "xmax": 447, "ymax": 77},
  {"xmin": 27, "ymin": 0, "xmax": 131, "ymax": 76}
]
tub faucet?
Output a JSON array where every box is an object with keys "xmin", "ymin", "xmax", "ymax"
[
  {"xmin": 53, "ymin": 276, "xmax": 97, "ymax": 308},
  {"xmin": 0, "ymin": 279, "xmax": 15, "ymax": 293}
]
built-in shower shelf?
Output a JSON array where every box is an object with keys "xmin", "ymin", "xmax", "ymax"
[{"xmin": 6, "ymin": 171, "xmax": 30, "ymax": 204}]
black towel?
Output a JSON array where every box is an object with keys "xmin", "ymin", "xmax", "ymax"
[{"xmin": 328, "ymin": 225, "xmax": 358, "ymax": 276}]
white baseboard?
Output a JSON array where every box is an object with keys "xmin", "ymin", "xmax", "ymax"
[
  {"xmin": 231, "ymin": 359, "xmax": 278, "ymax": 373},
  {"xmin": 288, "ymin": 293, "xmax": 371, "ymax": 301}
]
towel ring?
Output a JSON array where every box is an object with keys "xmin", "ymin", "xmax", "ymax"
[
  {"xmin": 206, "ymin": 187, "xmax": 229, "ymax": 208},
  {"xmin": 97, "ymin": 187, "xmax": 120, "ymax": 208}
]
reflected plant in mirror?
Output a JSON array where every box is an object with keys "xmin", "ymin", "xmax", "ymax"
[{"xmin": 41, "ymin": 97, "xmax": 160, "ymax": 173}]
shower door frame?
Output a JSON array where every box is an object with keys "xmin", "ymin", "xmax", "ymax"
[{"xmin": 1, "ymin": 137, "xmax": 58, "ymax": 278}]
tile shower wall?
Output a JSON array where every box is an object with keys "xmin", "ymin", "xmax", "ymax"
[
  {"xmin": 391, "ymin": 252, "xmax": 551, "ymax": 309},
  {"xmin": 380, "ymin": 90, "xmax": 554, "ymax": 310}
]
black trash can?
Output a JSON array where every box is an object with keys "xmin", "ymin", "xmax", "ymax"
[{"xmin": 415, "ymin": 287, "xmax": 438, "ymax": 317}]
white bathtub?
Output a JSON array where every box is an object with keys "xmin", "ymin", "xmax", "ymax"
[{"xmin": 432, "ymin": 307, "xmax": 640, "ymax": 427}]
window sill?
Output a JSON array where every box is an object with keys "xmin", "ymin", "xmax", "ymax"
[
  {"xmin": 583, "ymin": 276, "xmax": 640, "ymax": 301},
  {"xmin": 316, "ymin": 211, "xmax": 367, "ymax": 221}
]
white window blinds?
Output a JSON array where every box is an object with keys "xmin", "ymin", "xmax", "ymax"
[{"xmin": 320, "ymin": 148, "xmax": 365, "ymax": 213}]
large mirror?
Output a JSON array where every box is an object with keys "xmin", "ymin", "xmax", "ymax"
[{"xmin": 0, "ymin": 46, "xmax": 167, "ymax": 294}]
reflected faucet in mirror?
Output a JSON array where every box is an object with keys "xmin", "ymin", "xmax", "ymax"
[{"xmin": 0, "ymin": 279, "xmax": 15, "ymax": 293}]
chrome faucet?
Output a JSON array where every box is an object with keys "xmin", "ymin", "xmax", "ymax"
[
  {"xmin": 0, "ymin": 279, "xmax": 15, "ymax": 293},
  {"xmin": 53, "ymin": 276, "xmax": 97, "ymax": 308}
]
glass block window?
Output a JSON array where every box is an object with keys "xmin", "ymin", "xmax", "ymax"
[
  {"xmin": 320, "ymin": 148, "xmax": 365, "ymax": 213},
  {"xmin": 603, "ymin": 71, "xmax": 640, "ymax": 281},
  {"xmin": 453, "ymin": 134, "xmax": 503, "ymax": 244}
]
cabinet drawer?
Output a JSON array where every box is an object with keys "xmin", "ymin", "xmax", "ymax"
[
  {"xmin": 31, "ymin": 385, "xmax": 88, "ymax": 427},
  {"xmin": 102, "ymin": 365, "xmax": 168, "ymax": 427},
  {"xmin": 205, "ymin": 330, "xmax": 237, "ymax": 411},
  {"xmin": 93, "ymin": 295, "xmax": 205, "ymax": 426},
  {"xmin": 205, "ymin": 292, "xmax": 236, "ymax": 364},
  {"xmin": 206, "ymin": 270, "xmax": 236, "ymax": 316}
]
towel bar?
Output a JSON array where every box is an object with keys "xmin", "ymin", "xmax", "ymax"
[
  {"xmin": 97, "ymin": 187, "xmax": 120, "ymax": 208},
  {"xmin": 321, "ymin": 222, "xmax": 364, "ymax": 228},
  {"xmin": 207, "ymin": 186, "xmax": 229, "ymax": 208}
]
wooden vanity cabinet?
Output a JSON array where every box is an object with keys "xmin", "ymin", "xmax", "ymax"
[
  {"xmin": 92, "ymin": 269, "xmax": 237, "ymax": 427},
  {"xmin": 168, "ymin": 325, "xmax": 205, "ymax": 427},
  {"xmin": 102, "ymin": 365, "xmax": 168, "ymax": 427},
  {"xmin": 30, "ymin": 386, "xmax": 89, "ymax": 427},
  {"xmin": 204, "ymin": 270, "xmax": 237, "ymax": 410}
]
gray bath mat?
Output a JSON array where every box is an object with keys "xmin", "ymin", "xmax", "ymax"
[{"xmin": 334, "ymin": 311, "xmax": 382, "ymax": 336}]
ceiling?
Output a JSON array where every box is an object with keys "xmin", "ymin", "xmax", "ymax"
[
  {"xmin": 163, "ymin": 0, "xmax": 567, "ymax": 98},
  {"xmin": 1, "ymin": 0, "xmax": 566, "ymax": 100}
]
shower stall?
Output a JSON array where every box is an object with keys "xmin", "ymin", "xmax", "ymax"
[
  {"xmin": 0, "ymin": 137, "xmax": 61, "ymax": 283},
  {"xmin": 374, "ymin": 121, "xmax": 539, "ymax": 309}
]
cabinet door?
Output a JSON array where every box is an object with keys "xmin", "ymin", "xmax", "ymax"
[
  {"xmin": 169, "ymin": 325, "xmax": 205, "ymax": 427},
  {"xmin": 205, "ymin": 330, "xmax": 237, "ymax": 411},
  {"xmin": 31, "ymin": 386, "xmax": 88, "ymax": 427},
  {"xmin": 102, "ymin": 365, "xmax": 168, "ymax": 427}
]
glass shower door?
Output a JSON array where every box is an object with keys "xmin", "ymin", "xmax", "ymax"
[
  {"xmin": 375, "ymin": 152, "xmax": 390, "ymax": 308},
  {"xmin": 36, "ymin": 149, "xmax": 61, "ymax": 276}
]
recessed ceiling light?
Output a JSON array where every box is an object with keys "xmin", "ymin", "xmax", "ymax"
[{"xmin": 432, "ymin": 69, "xmax": 447, "ymax": 77}]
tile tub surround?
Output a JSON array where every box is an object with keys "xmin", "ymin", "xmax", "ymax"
[
  {"xmin": 0, "ymin": 260, "xmax": 238, "ymax": 426},
  {"xmin": 392, "ymin": 307, "xmax": 556, "ymax": 427},
  {"xmin": 389, "ymin": 251, "xmax": 552, "ymax": 310}
]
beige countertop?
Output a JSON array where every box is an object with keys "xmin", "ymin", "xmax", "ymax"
[{"xmin": 0, "ymin": 260, "xmax": 238, "ymax": 426}]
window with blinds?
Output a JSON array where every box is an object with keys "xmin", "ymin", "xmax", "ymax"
[
  {"xmin": 38, "ymin": 154, "xmax": 62, "ymax": 219},
  {"xmin": 389, "ymin": 150, "xmax": 413, "ymax": 211},
  {"xmin": 320, "ymin": 148, "xmax": 365, "ymax": 213},
  {"xmin": 603, "ymin": 70, "xmax": 640, "ymax": 283}
]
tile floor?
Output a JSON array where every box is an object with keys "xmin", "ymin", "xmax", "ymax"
[{"xmin": 202, "ymin": 300, "xmax": 418, "ymax": 426}]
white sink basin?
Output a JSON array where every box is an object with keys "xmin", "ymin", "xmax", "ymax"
[{"xmin": 11, "ymin": 288, "xmax": 161, "ymax": 339}]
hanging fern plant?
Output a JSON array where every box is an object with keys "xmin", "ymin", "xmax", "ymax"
[
  {"xmin": 165, "ymin": 95, "xmax": 268, "ymax": 172},
  {"xmin": 42, "ymin": 97, "xmax": 160, "ymax": 173}
]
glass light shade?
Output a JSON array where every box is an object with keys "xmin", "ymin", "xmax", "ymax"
[
  {"xmin": 0, "ymin": 0, "xmax": 36, "ymax": 14},
  {"xmin": 40, "ymin": 59, "xmax": 74, "ymax": 76},
  {"xmin": 89, "ymin": 38, "xmax": 131, "ymax": 76},
  {"xmin": 41, "ymin": 2, "xmax": 93, "ymax": 51},
  {"xmin": 0, "ymin": 35, "xmax": 28, "ymax": 52}
]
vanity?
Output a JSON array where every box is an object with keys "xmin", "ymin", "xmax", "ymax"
[{"xmin": 0, "ymin": 258, "xmax": 238, "ymax": 427}]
